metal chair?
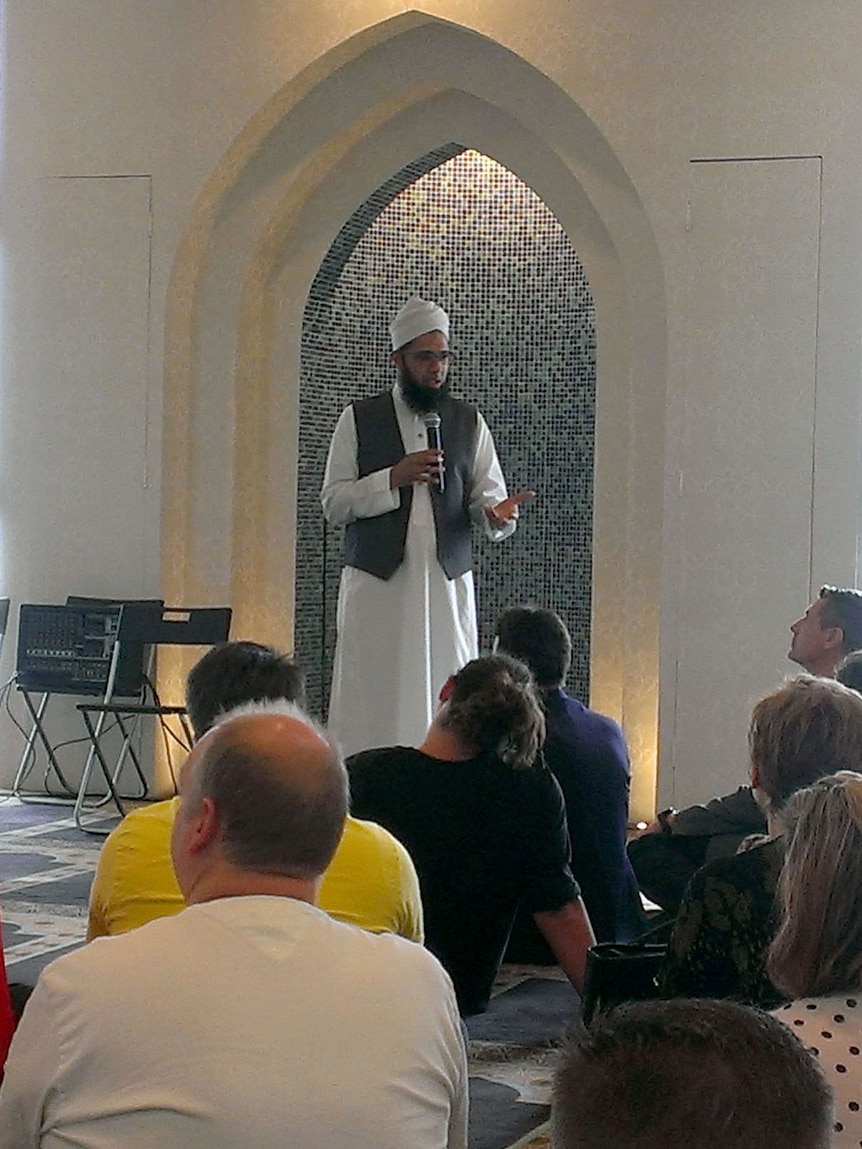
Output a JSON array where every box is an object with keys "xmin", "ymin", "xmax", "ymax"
[{"xmin": 74, "ymin": 603, "xmax": 232, "ymax": 833}]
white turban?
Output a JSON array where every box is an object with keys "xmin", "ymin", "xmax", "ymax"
[{"xmin": 389, "ymin": 297, "xmax": 450, "ymax": 351}]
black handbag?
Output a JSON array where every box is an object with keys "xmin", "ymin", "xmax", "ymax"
[{"xmin": 581, "ymin": 942, "xmax": 667, "ymax": 1027}]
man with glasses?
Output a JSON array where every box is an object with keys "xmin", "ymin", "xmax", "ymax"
[{"xmin": 322, "ymin": 297, "xmax": 532, "ymax": 757}]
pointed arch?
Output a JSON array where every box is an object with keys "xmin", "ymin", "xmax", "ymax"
[{"xmin": 162, "ymin": 12, "xmax": 666, "ymax": 814}]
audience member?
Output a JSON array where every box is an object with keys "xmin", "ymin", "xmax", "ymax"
[
  {"xmin": 789, "ymin": 585, "xmax": 862, "ymax": 676},
  {"xmin": 552, "ymin": 998, "xmax": 833, "ymax": 1149},
  {"xmin": 660, "ymin": 674, "xmax": 862, "ymax": 1004},
  {"xmin": 88, "ymin": 642, "xmax": 423, "ymax": 943},
  {"xmin": 494, "ymin": 605, "xmax": 644, "ymax": 952},
  {"xmin": 0, "ymin": 704, "xmax": 467, "ymax": 1148},
  {"xmin": 629, "ymin": 583, "xmax": 862, "ymax": 914},
  {"xmin": 770, "ymin": 771, "xmax": 862, "ymax": 1147},
  {"xmin": 348, "ymin": 653, "xmax": 596, "ymax": 1016}
]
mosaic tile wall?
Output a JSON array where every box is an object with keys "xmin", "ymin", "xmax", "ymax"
[{"xmin": 297, "ymin": 147, "xmax": 596, "ymax": 719}]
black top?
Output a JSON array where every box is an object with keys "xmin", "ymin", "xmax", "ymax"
[
  {"xmin": 347, "ymin": 746, "xmax": 579, "ymax": 1015},
  {"xmin": 671, "ymin": 784, "xmax": 767, "ymax": 847}
]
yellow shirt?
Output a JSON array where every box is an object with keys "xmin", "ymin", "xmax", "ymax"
[{"xmin": 88, "ymin": 799, "xmax": 424, "ymax": 943}]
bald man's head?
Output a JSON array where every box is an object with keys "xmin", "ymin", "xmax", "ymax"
[{"xmin": 179, "ymin": 703, "xmax": 348, "ymax": 881}]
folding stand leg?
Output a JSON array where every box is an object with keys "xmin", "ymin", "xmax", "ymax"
[
  {"xmin": 12, "ymin": 692, "xmax": 76, "ymax": 799},
  {"xmin": 74, "ymin": 709, "xmax": 126, "ymax": 834},
  {"xmin": 106, "ymin": 712, "xmax": 150, "ymax": 799}
]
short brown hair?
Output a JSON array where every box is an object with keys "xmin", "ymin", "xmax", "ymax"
[
  {"xmin": 749, "ymin": 675, "xmax": 862, "ymax": 814},
  {"xmin": 494, "ymin": 605, "xmax": 572, "ymax": 690},
  {"xmin": 186, "ymin": 642, "xmax": 306, "ymax": 739},
  {"xmin": 819, "ymin": 585, "xmax": 862, "ymax": 656},
  {"xmin": 553, "ymin": 999, "xmax": 833, "ymax": 1149}
]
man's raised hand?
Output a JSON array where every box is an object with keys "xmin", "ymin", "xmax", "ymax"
[{"xmin": 484, "ymin": 489, "xmax": 536, "ymax": 529}]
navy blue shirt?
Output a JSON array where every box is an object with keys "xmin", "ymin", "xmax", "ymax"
[{"xmin": 507, "ymin": 689, "xmax": 644, "ymax": 959}]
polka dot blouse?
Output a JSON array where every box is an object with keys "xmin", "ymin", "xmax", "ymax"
[{"xmin": 776, "ymin": 995, "xmax": 862, "ymax": 1146}]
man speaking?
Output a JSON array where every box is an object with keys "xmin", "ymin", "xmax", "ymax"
[{"xmin": 321, "ymin": 297, "xmax": 532, "ymax": 757}]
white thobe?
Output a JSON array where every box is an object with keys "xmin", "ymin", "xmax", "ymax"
[{"xmin": 321, "ymin": 387, "xmax": 514, "ymax": 757}]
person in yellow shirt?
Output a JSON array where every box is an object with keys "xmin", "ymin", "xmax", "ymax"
[{"xmin": 88, "ymin": 642, "xmax": 423, "ymax": 943}]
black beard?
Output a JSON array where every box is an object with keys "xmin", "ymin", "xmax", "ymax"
[{"xmin": 398, "ymin": 363, "xmax": 450, "ymax": 414}]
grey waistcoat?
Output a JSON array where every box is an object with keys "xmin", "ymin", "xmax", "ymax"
[{"xmin": 344, "ymin": 392, "xmax": 479, "ymax": 581}]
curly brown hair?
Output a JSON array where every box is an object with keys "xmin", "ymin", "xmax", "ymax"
[{"xmin": 440, "ymin": 654, "xmax": 545, "ymax": 770}]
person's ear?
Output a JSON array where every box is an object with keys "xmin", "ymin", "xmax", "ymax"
[
  {"xmin": 823, "ymin": 626, "xmax": 844, "ymax": 651},
  {"xmin": 439, "ymin": 676, "xmax": 455, "ymax": 704},
  {"xmin": 187, "ymin": 797, "xmax": 220, "ymax": 855}
]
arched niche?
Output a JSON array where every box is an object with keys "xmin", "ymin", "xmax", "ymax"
[{"xmin": 162, "ymin": 12, "xmax": 667, "ymax": 817}]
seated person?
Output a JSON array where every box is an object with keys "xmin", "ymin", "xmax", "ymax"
[
  {"xmin": 494, "ymin": 605, "xmax": 645, "ymax": 954},
  {"xmin": 552, "ymin": 998, "xmax": 833, "ymax": 1149},
  {"xmin": 88, "ymin": 641, "xmax": 423, "ymax": 943},
  {"xmin": 627, "ymin": 785, "xmax": 766, "ymax": 916},
  {"xmin": 629, "ymin": 584, "xmax": 862, "ymax": 915},
  {"xmin": 659, "ymin": 675, "xmax": 862, "ymax": 1005},
  {"xmin": 769, "ymin": 771, "xmax": 862, "ymax": 1148},
  {"xmin": 0, "ymin": 706, "xmax": 466, "ymax": 1149},
  {"xmin": 348, "ymin": 654, "xmax": 596, "ymax": 1016}
]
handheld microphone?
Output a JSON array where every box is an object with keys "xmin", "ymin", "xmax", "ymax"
[{"xmin": 422, "ymin": 412, "xmax": 444, "ymax": 493}]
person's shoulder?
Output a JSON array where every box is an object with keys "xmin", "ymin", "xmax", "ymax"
[
  {"xmin": 326, "ymin": 909, "xmax": 448, "ymax": 979},
  {"xmin": 43, "ymin": 907, "xmax": 185, "ymax": 989},
  {"xmin": 347, "ymin": 746, "xmax": 425, "ymax": 772},
  {"xmin": 510, "ymin": 758, "xmax": 566, "ymax": 810},
  {"xmin": 449, "ymin": 395, "xmax": 477, "ymax": 412},
  {"xmin": 342, "ymin": 814, "xmax": 407, "ymax": 855},
  {"xmin": 776, "ymin": 994, "xmax": 862, "ymax": 1018},
  {"xmin": 560, "ymin": 691, "xmax": 625, "ymax": 740},
  {"xmin": 546, "ymin": 692, "xmax": 628, "ymax": 771},
  {"xmin": 692, "ymin": 837, "xmax": 778, "ymax": 889},
  {"xmin": 125, "ymin": 797, "xmax": 178, "ymax": 824},
  {"xmin": 107, "ymin": 797, "xmax": 178, "ymax": 846},
  {"xmin": 114, "ymin": 796, "xmax": 175, "ymax": 823},
  {"xmin": 440, "ymin": 394, "xmax": 480, "ymax": 422},
  {"xmin": 358, "ymin": 924, "xmax": 453, "ymax": 986},
  {"xmin": 352, "ymin": 391, "xmax": 394, "ymax": 415}
]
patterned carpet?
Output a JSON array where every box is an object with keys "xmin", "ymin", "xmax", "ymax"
[
  {"xmin": 0, "ymin": 796, "xmax": 574, "ymax": 1147},
  {"xmin": 0, "ymin": 797, "xmax": 112, "ymax": 987}
]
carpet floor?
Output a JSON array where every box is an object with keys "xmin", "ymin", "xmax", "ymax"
[{"xmin": 0, "ymin": 795, "xmax": 576, "ymax": 1147}]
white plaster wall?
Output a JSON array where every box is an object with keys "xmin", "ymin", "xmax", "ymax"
[{"xmin": 1, "ymin": 1, "xmax": 860, "ymax": 813}]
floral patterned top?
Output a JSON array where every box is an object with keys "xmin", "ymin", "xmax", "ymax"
[{"xmin": 658, "ymin": 836, "xmax": 786, "ymax": 1007}]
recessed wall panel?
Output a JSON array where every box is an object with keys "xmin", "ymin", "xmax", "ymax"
[{"xmin": 668, "ymin": 157, "xmax": 820, "ymax": 808}]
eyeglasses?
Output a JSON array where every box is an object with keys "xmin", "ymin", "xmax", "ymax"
[{"xmin": 405, "ymin": 351, "xmax": 454, "ymax": 365}]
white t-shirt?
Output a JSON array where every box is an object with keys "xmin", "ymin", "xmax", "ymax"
[
  {"xmin": 0, "ymin": 896, "xmax": 467, "ymax": 1149},
  {"xmin": 775, "ymin": 994, "xmax": 862, "ymax": 1146}
]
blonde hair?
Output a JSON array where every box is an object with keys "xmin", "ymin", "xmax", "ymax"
[{"xmin": 767, "ymin": 771, "xmax": 862, "ymax": 997}]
